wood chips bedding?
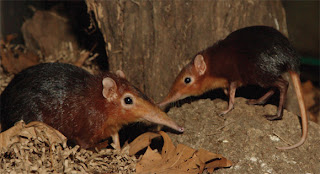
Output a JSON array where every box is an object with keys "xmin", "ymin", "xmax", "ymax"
[{"xmin": 0, "ymin": 121, "xmax": 137, "ymax": 173}]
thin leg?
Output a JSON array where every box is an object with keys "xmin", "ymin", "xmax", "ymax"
[
  {"xmin": 111, "ymin": 133, "xmax": 121, "ymax": 150},
  {"xmin": 247, "ymin": 88, "xmax": 275, "ymax": 105},
  {"xmin": 220, "ymin": 82, "xmax": 237, "ymax": 115},
  {"xmin": 264, "ymin": 78, "xmax": 288, "ymax": 120},
  {"xmin": 223, "ymin": 88, "xmax": 228, "ymax": 96},
  {"xmin": 93, "ymin": 140, "xmax": 110, "ymax": 151}
]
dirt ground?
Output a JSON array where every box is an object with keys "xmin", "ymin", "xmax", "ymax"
[{"xmin": 166, "ymin": 97, "xmax": 320, "ymax": 174}]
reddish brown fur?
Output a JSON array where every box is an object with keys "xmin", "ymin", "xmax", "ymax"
[
  {"xmin": 38, "ymin": 73, "xmax": 146, "ymax": 148},
  {"xmin": 159, "ymin": 26, "xmax": 308, "ymax": 150},
  {"xmin": 1, "ymin": 63, "xmax": 183, "ymax": 150},
  {"xmin": 201, "ymin": 44, "xmax": 262, "ymax": 88}
]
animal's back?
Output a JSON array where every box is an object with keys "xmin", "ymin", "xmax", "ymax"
[
  {"xmin": 225, "ymin": 26, "xmax": 299, "ymax": 72},
  {"xmin": 219, "ymin": 26, "xmax": 300, "ymax": 86},
  {"xmin": 0, "ymin": 63, "xmax": 93, "ymax": 131}
]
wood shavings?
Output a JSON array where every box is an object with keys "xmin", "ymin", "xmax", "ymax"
[
  {"xmin": 0, "ymin": 121, "xmax": 137, "ymax": 173},
  {"xmin": 0, "ymin": 65, "xmax": 13, "ymax": 93},
  {"xmin": 0, "ymin": 35, "xmax": 40, "ymax": 74},
  {"xmin": 37, "ymin": 41, "xmax": 100, "ymax": 75},
  {"xmin": 0, "ymin": 41, "xmax": 99, "ymax": 94}
]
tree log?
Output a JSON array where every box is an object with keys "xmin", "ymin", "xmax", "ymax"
[{"xmin": 85, "ymin": 0, "xmax": 299, "ymax": 114}]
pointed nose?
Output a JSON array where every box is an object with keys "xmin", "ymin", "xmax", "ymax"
[
  {"xmin": 142, "ymin": 106, "xmax": 184, "ymax": 133},
  {"xmin": 158, "ymin": 100, "xmax": 169, "ymax": 107},
  {"xmin": 158, "ymin": 92, "xmax": 182, "ymax": 107}
]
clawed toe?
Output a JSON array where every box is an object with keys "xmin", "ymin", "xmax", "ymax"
[
  {"xmin": 219, "ymin": 107, "xmax": 234, "ymax": 116},
  {"xmin": 219, "ymin": 111, "xmax": 227, "ymax": 116}
]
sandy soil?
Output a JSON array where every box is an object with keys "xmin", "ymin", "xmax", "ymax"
[{"xmin": 167, "ymin": 97, "xmax": 320, "ymax": 173}]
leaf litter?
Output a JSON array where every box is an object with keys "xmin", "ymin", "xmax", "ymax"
[{"xmin": 134, "ymin": 131, "xmax": 232, "ymax": 174}]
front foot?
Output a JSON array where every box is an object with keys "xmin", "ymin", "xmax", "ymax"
[
  {"xmin": 264, "ymin": 114, "xmax": 282, "ymax": 121},
  {"xmin": 111, "ymin": 133, "xmax": 121, "ymax": 150},
  {"xmin": 219, "ymin": 107, "xmax": 234, "ymax": 116},
  {"xmin": 93, "ymin": 140, "xmax": 110, "ymax": 151},
  {"xmin": 247, "ymin": 99, "xmax": 266, "ymax": 105}
]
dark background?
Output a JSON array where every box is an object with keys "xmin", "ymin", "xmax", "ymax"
[{"xmin": 1, "ymin": 0, "xmax": 318, "ymax": 86}]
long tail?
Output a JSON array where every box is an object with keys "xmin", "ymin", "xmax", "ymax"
[{"xmin": 277, "ymin": 71, "xmax": 308, "ymax": 150}]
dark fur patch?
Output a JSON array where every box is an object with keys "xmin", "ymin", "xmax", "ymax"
[{"xmin": 201, "ymin": 26, "xmax": 300, "ymax": 87}]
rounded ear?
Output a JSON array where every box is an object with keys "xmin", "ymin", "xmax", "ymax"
[
  {"xmin": 116, "ymin": 70, "xmax": 126, "ymax": 79},
  {"xmin": 102, "ymin": 77, "xmax": 118, "ymax": 100},
  {"xmin": 194, "ymin": 54, "xmax": 207, "ymax": 75}
]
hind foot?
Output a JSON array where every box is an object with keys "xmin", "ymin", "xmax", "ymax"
[
  {"xmin": 247, "ymin": 89, "xmax": 275, "ymax": 105},
  {"xmin": 247, "ymin": 99, "xmax": 266, "ymax": 105},
  {"xmin": 264, "ymin": 114, "xmax": 283, "ymax": 121}
]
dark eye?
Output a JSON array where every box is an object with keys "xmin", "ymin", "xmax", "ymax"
[
  {"xmin": 124, "ymin": 97, "xmax": 133, "ymax": 105},
  {"xmin": 184, "ymin": 77, "xmax": 191, "ymax": 84}
]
